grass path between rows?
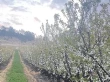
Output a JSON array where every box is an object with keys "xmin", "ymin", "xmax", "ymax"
[{"xmin": 6, "ymin": 50, "xmax": 28, "ymax": 82}]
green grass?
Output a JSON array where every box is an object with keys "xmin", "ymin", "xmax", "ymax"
[{"xmin": 6, "ymin": 50, "xmax": 28, "ymax": 82}]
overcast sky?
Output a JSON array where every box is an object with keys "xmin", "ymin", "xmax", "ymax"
[
  {"xmin": 0, "ymin": 0, "xmax": 109, "ymax": 35},
  {"xmin": 0, "ymin": 0, "xmax": 68, "ymax": 35}
]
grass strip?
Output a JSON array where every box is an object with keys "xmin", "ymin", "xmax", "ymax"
[{"xmin": 6, "ymin": 50, "xmax": 28, "ymax": 82}]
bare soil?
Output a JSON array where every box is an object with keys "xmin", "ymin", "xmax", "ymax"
[
  {"xmin": 0, "ymin": 56, "xmax": 13, "ymax": 82},
  {"xmin": 20, "ymin": 54, "xmax": 38, "ymax": 82},
  {"xmin": 22, "ymin": 59, "xmax": 51, "ymax": 82}
]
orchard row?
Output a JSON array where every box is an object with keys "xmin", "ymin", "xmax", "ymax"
[{"xmin": 20, "ymin": 0, "xmax": 110, "ymax": 82}]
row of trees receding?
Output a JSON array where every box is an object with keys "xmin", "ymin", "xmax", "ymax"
[
  {"xmin": 20, "ymin": 0, "xmax": 110, "ymax": 82},
  {"xmin": 0, "ymin": 46, "xmax": 14, "ymax": 70}
]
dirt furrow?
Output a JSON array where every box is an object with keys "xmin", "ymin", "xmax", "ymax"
[
  {"xmin": 19, "ymin": 54, "xmax": 37, "ymax": 82},
  {"xmin": 0, "ymin": 56, "xmax": 13, "ymax": 82}
]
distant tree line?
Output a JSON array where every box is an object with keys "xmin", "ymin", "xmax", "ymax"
[{"xmin": 0, "ymin": 26, "xmax": 35, "ymax": 42}]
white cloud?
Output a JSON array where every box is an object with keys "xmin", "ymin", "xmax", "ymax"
[
  {"xmin": 2, "ymin": 0, "xmax": 108, "ymax": 36},
  {"xmin": 0, "ymin": 0, "xmax": 64, "ymax": 35},
  {"xmin": 1, "ymin": 0, "xmax": 108, "ymax": 35}
]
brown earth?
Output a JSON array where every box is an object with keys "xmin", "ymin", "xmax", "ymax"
[
  {"xmin": 19, "ymin": 54, "xmax": 39, "ymax": 82},
  {"xmin": 22, "ymin": 59, "xmax": 51, "ymax": 82},
  {"xmin": 0, "ymin": 56, "xmax": 13, "ymax": 82}
]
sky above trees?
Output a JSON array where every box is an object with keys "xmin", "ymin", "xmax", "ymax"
[
  {"xmin": 0, "ymin": 0, "xmax": 109, "ymax": 35},
  {"xmin": 0, "ymin": 0, "xmax": 68, "ymax": 35}
]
